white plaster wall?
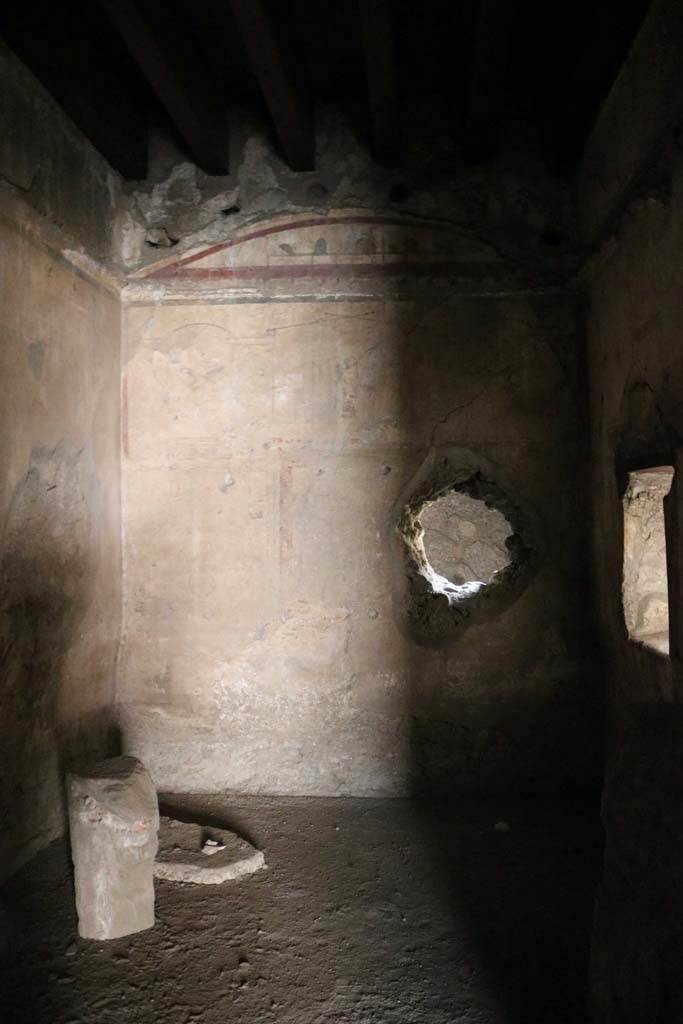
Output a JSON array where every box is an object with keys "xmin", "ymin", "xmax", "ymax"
[
  {"xmin": 119, "ymin": 242, "xmax": 598, "ymax": 796},
  {"xmin": 0, "ymin": 193, "xmax": 121, "ymax": 876},
  {"xmin": 120, "ymin": 299, "xmax": 414, "ymax": 794}
]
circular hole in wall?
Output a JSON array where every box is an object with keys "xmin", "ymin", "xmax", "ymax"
[
  {"xmin": 396, "ymin": 463, "xmax": 532, "ymax": 644},
  {"xmin": 395, "ymin": 452, "xmax": 536, "ymax": 644},
  {"xmin": 418, "ymin": 489, "xmax": 513, "ymax": 603}
]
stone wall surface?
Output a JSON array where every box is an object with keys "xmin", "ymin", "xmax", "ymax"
[
  {"xmin": 0, "ymin": 52, "xmax": 122, "ymax": 877},
  {"xmin": 119, "ymin": 211, "xmax": 599, "ymax": 797}
]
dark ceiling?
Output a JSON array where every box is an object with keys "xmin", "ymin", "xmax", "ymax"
[{"xmin": 0, "ymin": 0, "xmax": 651, "ymax": 180}]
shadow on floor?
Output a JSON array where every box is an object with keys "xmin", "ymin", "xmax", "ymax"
[{"xmin": 414, "ymin": 795, "xmax": 603, "ymax": 1024}]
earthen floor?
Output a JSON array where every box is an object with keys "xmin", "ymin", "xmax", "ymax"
[{"xmin": 1, "ymin": 796, "xmax": 601, "ymax": 1024}]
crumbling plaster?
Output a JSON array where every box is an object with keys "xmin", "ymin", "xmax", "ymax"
[{"xmin": 118, "ymin": 111, "xmax": 579, "ymax": 284}]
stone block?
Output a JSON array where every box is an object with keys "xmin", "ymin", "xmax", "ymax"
[{"xmin": 67, "ymin": 756, "xmax": 159, "ymax": 940}]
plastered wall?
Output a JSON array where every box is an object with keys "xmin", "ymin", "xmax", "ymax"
[
  {"xmin": 0, "ymin": 33, "xmax": 603, "ymax": 877},
  {"xmin": 577, "ymin": 3, "xmax": 683, "ymax": 1018},
  {"xmin": 0, "ymin": 46, "xmax": 122, "ymax": 877},
  {"xmin": 586, "ymin": 161, "xmax": 683, "ymax": 1021},
  {"xmin": 119, "ymin": 212, "xmax": 599, "ymax": 797}
]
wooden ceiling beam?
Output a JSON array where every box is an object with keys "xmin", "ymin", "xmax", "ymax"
[
  {"xmin": 359, "ymin": 0, "xmax": 399, "ymax": 167},
  {"xmin": 99, "ymin": 0, "xmax": 228, "ymax": 174},
  {"xmin": 229, "ymin": 0, "xmax": 314, "ymax": 171}
]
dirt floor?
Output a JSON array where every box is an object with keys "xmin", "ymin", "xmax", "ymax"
[{"xmin": 0, "ymin": 796, "xmax": 602, "ymax": 1024}]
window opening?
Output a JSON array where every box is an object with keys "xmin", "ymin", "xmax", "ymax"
[{"xmin": 622, "ymin": 465, "xmax": 674, "ymax": 654}]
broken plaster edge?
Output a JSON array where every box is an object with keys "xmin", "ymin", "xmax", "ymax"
[
  {"xmin": 128, "ymin": 205, "xmax": 504, "ymax": 280},
  {"xmin": 153, "ymin": 850, "xmax": 266, "ymax": 885}
]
